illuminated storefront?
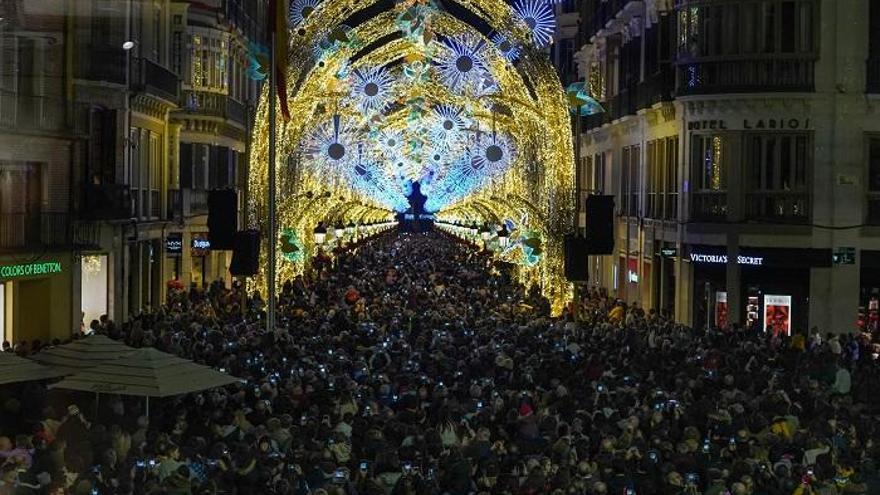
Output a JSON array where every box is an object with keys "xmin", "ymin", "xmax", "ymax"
[
  {"xmin": 0, "ymin": 255, "xmax": 73, "ymax": 344},
  {"xmin": 688, "ymin": 245, "xmax": 831, "ymax": 333}
]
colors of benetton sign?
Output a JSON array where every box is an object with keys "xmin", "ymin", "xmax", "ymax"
[{"xmin": 0, "ymin": 261, "xmax": 63, "ymax": 279}]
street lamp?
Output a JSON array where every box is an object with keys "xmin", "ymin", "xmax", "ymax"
[
  {"xmin": 334, "ymin": 222, "xmax": 345, "ymax": 239},
  {"xmin": 480, "ymin": 223, "xmax": 491, "ymax": 241},
  {"xmin": 497, "ymin": 224, "xmax": 510, "ymax": 248},
  {"xmin": 346, "ymin": 221, "xmax": 355, "ymax": 237},
  {"xmin": 314, "ymin": 222, "xmax": 327, "ymax": 245}
]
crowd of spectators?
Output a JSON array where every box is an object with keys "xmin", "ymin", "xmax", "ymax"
[{"xmin": 1, "ymin": 230, "xmax": 879, "ymax": 495}]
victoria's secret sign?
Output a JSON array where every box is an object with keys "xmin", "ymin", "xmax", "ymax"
[{"xmin": 688, "ymin": 118, "xmax": 811, "ymax": 131}]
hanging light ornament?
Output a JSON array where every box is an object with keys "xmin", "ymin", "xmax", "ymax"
[
  {"xmin": 513, "ymin": 0, "xmax": 556, "ymax": 48},
  {"xmin": 289, "ymin": 0, "xmax": 320, "ymax": 26},
  {"xmin": 429, "ymin": 105, "xmax": 469, "ymax": 151},
  {"xmin": 304, "ymin": 114, "xmax": 360, "ymax": 167},
  {"xmin": 434, "ymin": 33, "xmax": 492, "ymax": 94},
  {"xmin": 472, "ymin": 131, "xmax": 515, "ymax": 175},
  {"xmin": 350, "ymin": 66, "xmax": 395, "ymax": 114},
  {"xmin": 491, "ymin": 33, "xmax": 521, "ymax": 62}
]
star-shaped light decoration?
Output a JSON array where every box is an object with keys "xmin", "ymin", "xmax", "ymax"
[
  {"xmin": 491, "ymin": 33, "xmax": 521, "ymax": 62},
  {"xmin": 289, "ymin": 0, "xmax": 320, "ymax": 26},
  {"xmin": 513, "ymin": 0, "xmax": 556, "ymax": 48},
  {"xmin": 434, "ymin": 33, "xmax": 492, "ymax": 94},
  {"xmin": 429, "ymin": 105, "xmax": 469, "ymax": 151},
  {"xmin": 303, "ymin": 114, "xmax": 360, "ymax": 168},
  {"xmin": 350, "ymin": 66, "xmax": 396, "ymax": 114}
]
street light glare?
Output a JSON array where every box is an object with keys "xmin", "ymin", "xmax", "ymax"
[{"xmin": 122, "ymin": 40, "xmax": 136, "ymax": 51}]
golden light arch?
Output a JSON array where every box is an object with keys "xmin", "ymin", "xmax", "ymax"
[{"xmin": 249, "ymin": 0, "xmax": 575, "ymax": 312}]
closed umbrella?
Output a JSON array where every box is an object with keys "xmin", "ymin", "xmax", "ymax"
[
  {"xmin": 0, "ymin": 352, "xmax": 67, "ymax": 385},
  {"xmin": 48, "ymin": 347, "xmax": 243, "ymax": 415}
]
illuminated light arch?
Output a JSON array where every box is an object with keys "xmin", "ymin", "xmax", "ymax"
[{"xmin": 249, "ymin": 0, "xmax": 575, "ymax": 313}]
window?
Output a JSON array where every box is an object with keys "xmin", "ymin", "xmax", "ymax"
[
  {"xmin": 744, "ymin": 133, "xmax": 810, "ymax": 221},
  {"xmin": 188, "ymin": 30, "xmax": 230, "ymax": 93},
  {"xmin": 620, "ymin": 145, "xmax": 641, "ymax": 217},
  {"xmin": 646, "ymin": 137, "xmax": 680, "ymax": 220},
  {"xmin": 691, "ymin": 135, "xmax": 727, "ymax": 220},
  {"xmin": 868, "ymin": 137, "xmax": 880, "ymax": 224}
]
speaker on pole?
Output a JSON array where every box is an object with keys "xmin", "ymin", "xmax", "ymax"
[
  {"xmin": 564, "ymin": 235, "xmax": 589, "ymax": 282},
  {"xmin": 208, "ymin": 189, "xmax": 238, "ymax": 250},
  {"xmin": 585, "ymin": 195, "xmax": 615, "ymax": 255},
  {"xmin": 230, "ymin": 230, "xmax": 260, "ymax": 276}
]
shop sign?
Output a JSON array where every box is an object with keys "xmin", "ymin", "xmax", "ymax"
[
  {"xmin": 688, "ymin": 118, "xmax": 811, "ymax": 131},
  {"xmin": 689, "ymin": 253, "xmax": 764, "ymax": 266},
  {"xmin": 192, "ymin": 234, "xmax": 211, "ymax": 256},
  {"xmin": 832, "ymin": 247, "xmax": 856, "ymax": 265},
  {"xmin": 0, "ymin": 261, "xmax": 63, "ymax": 280},
  {"xmin": 660, "ymin": 247, "xmax": 678, "ymax": 258},
  {"xmin": 165, "ymin": 233, "xmax": 183, "ymax": 256}
]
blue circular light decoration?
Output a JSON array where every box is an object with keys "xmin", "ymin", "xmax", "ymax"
[
  {"xmin": 304, "ymin": 115, "xmax": 359, "ymax": 167},
  {"xmin": 289, "ymin": 0, "xmax": 320, "ymax": 26},
  {"xmin": 429, "ymin": 105, "xmax": 469, "ymax": 151},
  {"xmin": 513, "ymin": 0, "xmax": 556, "ymax": 48},
  {"xmin": 350, "ymin": 66, "xmax": 395, "ymax": 114},
  {"xmin": 491, "ymin": 33, "xmax": 521, "ymax": 62},
  {"xmin": 435, "ymin": 34, "xmax": 492, "ymax": 93}
]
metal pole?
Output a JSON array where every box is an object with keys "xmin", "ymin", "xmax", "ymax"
[{"xmin": 267, "ymin": 32, "xmax": 277, "ymax": 334}]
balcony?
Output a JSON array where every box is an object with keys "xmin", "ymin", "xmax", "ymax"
[
  {"xmin": 590, "ymin": 0, "xmax": 625, "ymax": 35},
  {"xmin": 181, "ymin": 90, "xmax": 248, "ymax": 125},
  {"xmin": 691, "ymin": 191, "xmax": 728, "ymax": 222},
  {"xmin": 80, "ymin": 45, "xmax": 127, "ymax": 84},
  {"xmin": 80, "ymin": 184, "xmax": 133, "ymax": 220},
  {"xmin": 0, "ymin": 92, "xmax": 88, "ymax": 134},
  {"xmin": 132, "ymin": 57, "xmax": 180, "ymax": 104},
  {"xmin": 0, "ymin": 213, "xmax": 71, "ymax": 250},
  {"xmin": 676, "ymin": 57, "xmax": 815, "ymax": 95},
  {"xmin": 638, "ymin": 68, "xmax": 675, "ymax": 109},
  {"xmin": 744, "ymin": 192, "xmax": 810, "ymax": 223},
  {"xmin": 868, "ymin": 58, "xmax": 880, "ymax": 94}
]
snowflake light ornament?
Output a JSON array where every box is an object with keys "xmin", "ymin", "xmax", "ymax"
[
  {"xmin": 289, "ymin": 0, "xmax": 320, "ymax": 26},
  {"xmin": 434, "ymin": 34, "xmax": 491, "ymax": 93},
  {"xmin": 303, "ymin": 115, "xmax": 360, "ymax": 167},
  {"xmin": 350, "ymin": 66, "xmax": 395, "ymax": 114},
  {"xmin": 513, "ymin": 0, "xmax": 556, "ymax": 48}
]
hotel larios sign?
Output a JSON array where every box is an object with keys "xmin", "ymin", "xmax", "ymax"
[
  {"xmin": 688, "ymin": 118, "xmax": 811, "ymax": 131},
  {"xmin": 0, "ymin": 261, "xmax": 63, "ymax": 280}
]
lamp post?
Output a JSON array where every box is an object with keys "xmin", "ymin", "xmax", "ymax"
[
  {"xmin": 497, "ymin": 224, "xmax": 510, "ymax": 248},
  {"xmin": 334, "ymin": 222, "xmax": 345, "ymax": 244},
  {"xmin": 314, "ymin": 222, "xmax": 327, "ymax": 246}
]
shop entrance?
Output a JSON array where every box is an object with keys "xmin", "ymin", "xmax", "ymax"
[{"xmin": 17, "ymin": 278, "xmax": 50, "ymax": 343}]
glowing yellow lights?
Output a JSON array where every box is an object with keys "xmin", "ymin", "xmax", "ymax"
[{"xmin": 248, "ymin": 0, "xmax": 574, "ymax": 314}]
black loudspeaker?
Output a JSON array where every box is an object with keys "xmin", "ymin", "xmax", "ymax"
[
  {"xmin": 564, "ymin": 236, "xmax": 589, "ymax": 282},
  {"xmin": 230, "ymin": 230, "xmax": 260, "ymax": 276},
  {"xmin": 585, "ymin": 195, "xmax": 615, "ymax": 255},
  {"xmin": 208, "ymin": 189, "xmax": 237, "ymax": 250}
]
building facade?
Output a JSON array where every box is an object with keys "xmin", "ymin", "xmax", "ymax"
[
  {"xmin": 570, "ymin": 0, "xmax": 880, "ymax": 334},
  {"xmin": 0, "ymin": 0, "xmax": 264, "ymax": 345}
]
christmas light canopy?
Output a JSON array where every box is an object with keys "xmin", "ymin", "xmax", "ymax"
[{"xmin": 513, "ymin": 0, "xmax": 556, "ymax": 48}]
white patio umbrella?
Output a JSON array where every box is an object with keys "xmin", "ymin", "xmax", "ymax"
[
  {"xmin": 0, "ymin": 352, "xmax": 67, "ymax": 385},
  {"xmin": 47, "ymin": 347, "xmax": 243, "ymax": 415}
]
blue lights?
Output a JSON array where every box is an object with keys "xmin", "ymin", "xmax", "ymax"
[
  {"xmin": 289, "ymin": 0, "xmax": 320, "ymax": 26},
  {"xmin": 513, "ymin": 0, "xmax": 556, "ymax": 48},
  {"xmin": 350, "ymin": 66, "xmax": 396, "ymax": 114},
  {"xmin": 429, "ymin": 105, "xmax": 469, "ymax": 151},
  {"xmin": 434, "ymin": 34, "xmax": 493, "ymax": 94},
  {"xmin": 491, "ymin": 33, "xmax": 521, "ymax": 62},
  {"xmin": 304, "ymin": 115, "xmax": 360, "ymax": 167}
]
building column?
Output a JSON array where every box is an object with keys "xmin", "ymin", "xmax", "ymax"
[
  {"xmin": 181, "ymin": 230, "xmax": 193, "ymax": 288},
  {"xmin": 726, "ymin": 233, "xmax": 742, "ymax": 327},
  {"xmin": 676, "ymin": 251, "xmax": 693, "ymax": 326}
]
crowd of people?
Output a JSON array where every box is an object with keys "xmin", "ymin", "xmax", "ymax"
[{"xmin": 1, "ymin": 229, "xmax": 879, "ymax": 495}]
